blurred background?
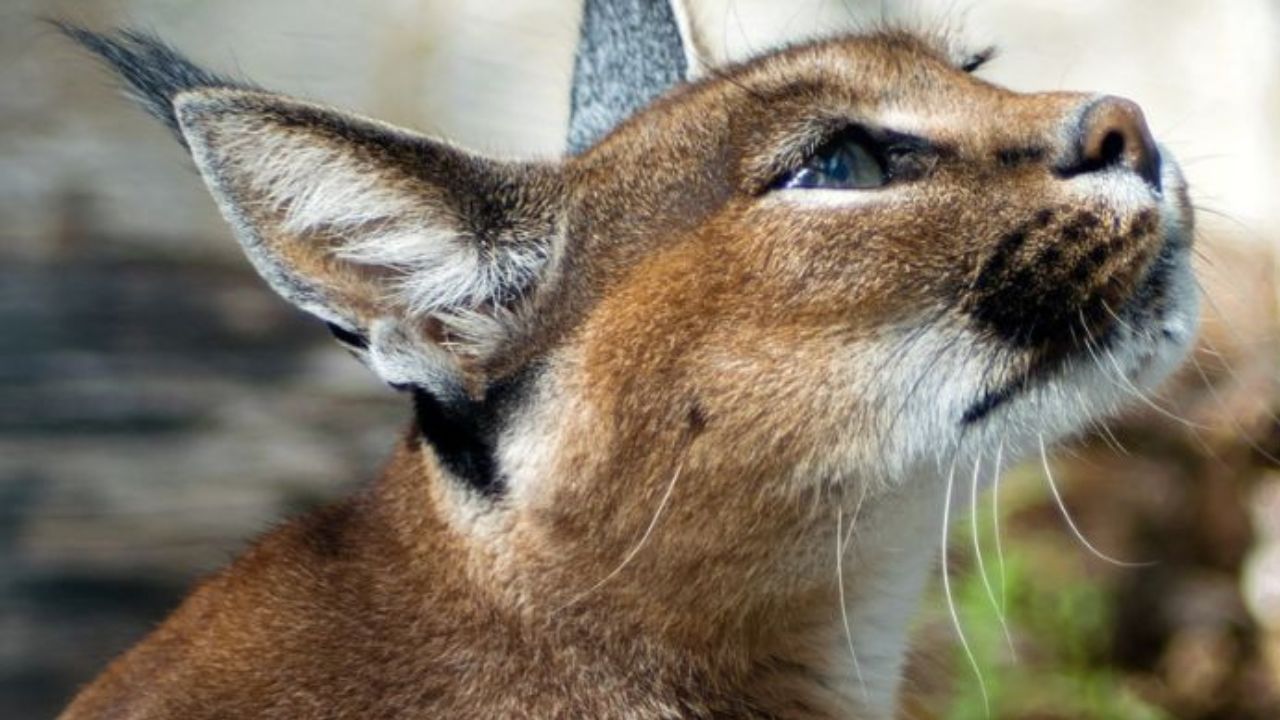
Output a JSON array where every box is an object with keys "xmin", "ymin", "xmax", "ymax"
[{"xmin": 2, "ymin": 0, "xmax": 1278, "ymax": 717}]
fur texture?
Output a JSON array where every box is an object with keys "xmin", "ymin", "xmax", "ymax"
[
  {"xmin": 53, "ymin": 23, "xmax": 250, "ymax": 143},
  {"xmin": 59, "ymin": 7, "xmax": 1197, "ymax": 719}
]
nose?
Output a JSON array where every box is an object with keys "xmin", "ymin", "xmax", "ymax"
[{"xmin": 1064, "ymin": 96, "xmax": 1162, "ymax": 190}]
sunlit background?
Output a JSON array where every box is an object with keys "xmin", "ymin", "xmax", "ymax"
[{"xmin": 2, "ymin": 1, "xmax": 1278, "ymax": 717}]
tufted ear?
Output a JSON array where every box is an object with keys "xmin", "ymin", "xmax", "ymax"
[
  {"xmin": 567, "ymin": 0, "xmax": 707, "ymax": 154},
  {"xmin": 177, "ymin": 91, "xmax": 562, "ymax": 392},
  {"xmin": 64, "ymin": 27, "xmax": 563, "ymax": 398}
]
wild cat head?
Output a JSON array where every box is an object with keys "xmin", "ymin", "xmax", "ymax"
[{"xmin": 61, "ymin": 2, "xmax": 1196, "ymax": 597}]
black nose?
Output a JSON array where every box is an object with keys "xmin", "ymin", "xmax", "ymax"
[{"xmin": 1063, "ymin": 96, "xmax": 1162, "ymax": 191}]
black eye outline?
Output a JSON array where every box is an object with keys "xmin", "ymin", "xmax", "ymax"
[
  {"xmin": 770, "ymin": 125, "xmax": 934, "ymax": 192},
  {"xmin": 774, "ymin": 129, "xmax": 887, "ymax": 191}
]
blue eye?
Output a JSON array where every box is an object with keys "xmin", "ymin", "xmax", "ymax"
[{"xmin": 777, "ymin": 136, "xmax": 888, "ymax": 190}]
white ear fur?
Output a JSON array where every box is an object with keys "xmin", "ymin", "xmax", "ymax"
[
  {"xmin": 174, "ymin": 90, "xmax": 558, "ymax": 387},
  {"xmin": 339, "ymin": 224, "xmax": 552, "ymax": 318},
  {"xmin": 219, "ymin": 123, "xmax": 551, "ymax": 316},
  {"xmin": 366, "ymin": 319, "xmax": 457, "ymax": 389}
]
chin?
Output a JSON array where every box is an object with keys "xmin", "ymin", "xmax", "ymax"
[{"xmin": 964, "ymin": 164, "xmax": 1199, "ymax": 467}]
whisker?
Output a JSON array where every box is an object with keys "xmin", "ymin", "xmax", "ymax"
[
  {"xmin": 1185, "ymin": 343, "xmax": 1280, "ymax": 468},
  {"xmin": 1190, "ymin": 278, "xmax": 1280, "ymax": 454},
  {"xmin": 840, "ymin": 480, "xmax": 870, "ymax": 554},
  {"xmin": 1191, "ymin": 203, "xmax": 1256, "ymax": 236},
  {"xmin": 1176, "ymin": 153, "xmax": 1236, "ymax": 166},
  {"xmin": 1091, "ymin": 301, "xmax": 1234, "ymax": 465},
  {"xmin": 1193, "ymin": 275, "xmax": 1277, "ymax": 355},
  {"xmin": 976, "ymin": 442, "xmax": 1016, "ymax": 658},
  {"xmin": 1188, "ymin": 229, "xmax": 1218, "ymax": 269},
  {"xmin": 942, "ymin": 457, "xmax": 992, "ymax": 715},
  {"xmin": 835, "ymin": 504, "xmax": 870, "ymax": 702},
  {"xmin": 1107, "ymin": 356, "xmax": 1189, "ymax": 425},
  {"xmin": 1037, "ymin": 436, "xmax": 1154, "ymax": 568},
  {"xmin": 1092, "ymin": 416, "xmax": 1131, "ymax": 456},
  {"xmin": 554, "ymin": 463, "xmax": 684, "ymax": 613},
  {"xmin": 1076, "ymin": 309, "xmax": 1211, "ymax": 432}
]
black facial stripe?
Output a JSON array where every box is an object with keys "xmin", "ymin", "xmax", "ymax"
[
  {"xmin": 1060, "ymin": 211, "xmax": 1101, "ymax": 242},
  {"xmin": 412, "ymin": 390, "xmax": 500, "ymax": 496},
  {"xmin": 1040, "ymin": 245, "xmax": 1062, "ymax": 265},
  {"xmin": 963, "ymin": 239, "xmax": 1179, "ymax": 427},
  {"xmin": 409, "ymin": 370, "xmax": 531, "ymax": 497},
  {"xmin": 971, "ymin": 225, "xmax": 1028, "ymax": 293},
  {"xmin": 969, "ymin": 204, "xmax": 1149, "ymax": 351},
  {"xmin": 995, "ymin": 146, "xmax": 1048, "ymax": 168},
  {"xmin": 1128, "ymin": 209, "xmax": 1158, "ymax": 239},
  {"xmin": 961, "ymin": 317, "xmax": 1122, "ymax": 427},
  {"xmin": 961, "ymin": 380, "xmax": 1020, "ymax": 426}
]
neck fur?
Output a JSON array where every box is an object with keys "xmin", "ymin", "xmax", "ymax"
[{"xmin": 394, "ymin": 427, "xmax": 947, "ymax": 718}]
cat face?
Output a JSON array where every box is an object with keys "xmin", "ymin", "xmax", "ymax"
[
  {"xmin": 63, "ymin": 21, "xmax": 1195, "ymax": 597},
  {"xmin": 555, "ymin": 31, "xmax": 1196, "ymax": 491}
]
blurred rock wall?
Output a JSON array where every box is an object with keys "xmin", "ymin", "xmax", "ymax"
[
  {"xmin": 2, "ymin": 1, "xmax": 1277, "ymax": 717},
  {"xmin": 8, "ymin": 1, "xmax": 1276, "ymax": 257}
]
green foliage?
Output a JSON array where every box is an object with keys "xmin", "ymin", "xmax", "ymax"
[{"xmin": 936, "ymin": 474, "xmax": 1170, "ymax": 720}]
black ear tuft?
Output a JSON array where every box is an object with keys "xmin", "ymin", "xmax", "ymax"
[{"xmin": 54, "ymin": 22, "xmax": 252, "ymax": 146}]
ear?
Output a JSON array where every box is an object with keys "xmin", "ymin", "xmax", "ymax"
[
  {"xmin": 567, "ymin": 0, "xmax": 709, "ymax": 154},
  {"xmin": 63, "ymin": 27, "xmax": 563, "ymax": 397},
  {"xmin": 178, "ymin": 90, "xmax": 561, "ymax": 394}
]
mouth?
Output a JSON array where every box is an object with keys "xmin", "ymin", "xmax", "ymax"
[{"xmin": 961, "ymin": 209, "xmax": 1195, "ymax": 428}]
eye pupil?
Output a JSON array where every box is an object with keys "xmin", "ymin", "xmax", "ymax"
[
  {"xmin": 777, "ymin": 131, "xmax": 888, "ymax": 191},
  {"xmin": 826, "ymin": 151, "xmax": 851, "ymax": 182}
]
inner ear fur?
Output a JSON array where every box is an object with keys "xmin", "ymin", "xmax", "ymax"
[{"xmin": 174, "ymin": 89, "xmax": 564, "ymax": 390}]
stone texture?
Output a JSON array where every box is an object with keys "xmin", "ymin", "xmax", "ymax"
[{"xmin": 3, "ymin": 1, "xmax": 1278, "ymax": 717}]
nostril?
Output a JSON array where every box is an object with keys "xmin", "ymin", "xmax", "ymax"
[
  {"xmin": 1062, "ymin": 96, "xmax": 1162, "ymax": 191},
  {"xmin": 1097, "ymin": 130, "xmax": 1126, "ymax": 169}
]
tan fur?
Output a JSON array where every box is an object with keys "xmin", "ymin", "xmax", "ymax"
[{"xmin": 61, "ymin": 30, "xmax": 1196, "ymax": 719}]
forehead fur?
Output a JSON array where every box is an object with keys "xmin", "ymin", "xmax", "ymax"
[{"xmin": 580, "ymin": 29, "xmax": 986, "ymax": 156}]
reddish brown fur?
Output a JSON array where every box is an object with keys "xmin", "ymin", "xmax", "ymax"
[{"xmin": 62, "ymin": 30, "xmax": 1191, "ymax": 720}]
